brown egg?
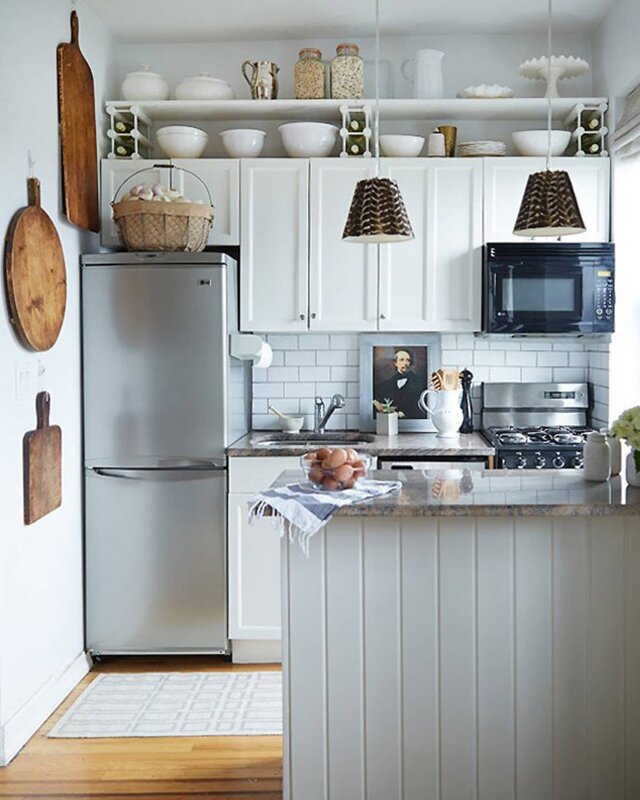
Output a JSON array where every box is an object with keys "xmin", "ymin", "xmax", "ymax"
[
  {"xmin": 333, "ymin": 464, "xmax": 354, "ymax": 484},
  {"xmin": 342, "ymin": 477, "xmax": 356, "ymax": 489},
  {"xmin": 345, "ymin": 448, "xmax": 359, "ymax": 463},
  {"xmin": 322, "ymin": 476, "xmax": 340, "ymax": 491},
  {"xmin": 309, "ymin": 466, "xmax": 324, "ymax": 485},
  {"xmin": 323, "ymin": 448, "xmax": 347, "ymax": 469},
  {"xmin": 315, "ymin": 447, "xmax": 332, "ymax": 461},
  {"xmin": 303, "ymin": 452, "xmax": 316, "ymax": 462}
]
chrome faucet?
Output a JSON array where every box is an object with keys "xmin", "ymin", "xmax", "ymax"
[{"xmin": 314, "ymin": 394, "xmax": 346, "ymax": 434}]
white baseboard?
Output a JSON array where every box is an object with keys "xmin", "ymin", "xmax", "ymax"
[
  {"xmin": 231, "ymin": 639, "xmax": 281, "ymax": 664},
  {"xmin": 0, "ymin": 651, "xmax": 91, "ymax": 766}
]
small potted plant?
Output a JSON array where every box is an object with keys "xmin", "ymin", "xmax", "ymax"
[
  {"xmin": 611, "ymin": 406, "xmax": 640, "ymax": 487},
  {"xmin": 373, "ymin": 398, "xmax": 403, "ymax": 437}
]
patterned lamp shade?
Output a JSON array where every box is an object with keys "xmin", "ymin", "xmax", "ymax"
[
  {"xmin": 514, "ymin": 169, "xmax": 586, "ymax": 237},
  {"xmin": 342, "ymin": 177, "xmax": 414, "ymax": 242}
]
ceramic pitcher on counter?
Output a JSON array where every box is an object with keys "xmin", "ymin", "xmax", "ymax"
[
  {"xmin": 401, "ymin": 49, "xmax": 444, "ymax": 98},
  {"xmin": 242, "ymin": 60, "xmax": 280, "ymax": 99},
  {"xmin": 419, "ymin": 388, "xmax": 463, "ymax": 438}
]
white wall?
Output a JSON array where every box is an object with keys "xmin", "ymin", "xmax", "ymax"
[
  {"xmin": 591, "ymin": 0, "xmax": 640, "ymax": 426},
  {"xmin": 117, "ymin": 32, "xmax": 593, "ymax": 158},
  {"xmin": 0, "ymin": 0, "xmax": 117, "ymax": 765}
]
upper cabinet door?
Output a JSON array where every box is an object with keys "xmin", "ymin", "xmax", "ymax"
[
  {"xmin": 240, "ymin": 159, "xmax": 309, "ymax": 333},
  {"xmin": 100, "ymin": 158, "xmax": 239, "ymax": 249},
  {"xmin": 379, "ymin": 159, "xmax": 483, "ymax": 332},
  {"xmin": 484, "ymin": 157, "xmax": 610, "ymax": 243},
  {"xmin": 309, "ymin": 159, "xmax": 378, "ymax": 331},
  {"xmin": 171, "ymin": 159, "xmax": 239, "ymax": 246},
  {"xmin": 100, "ymin": 159, "xmax": 170, "ymax": 249}
]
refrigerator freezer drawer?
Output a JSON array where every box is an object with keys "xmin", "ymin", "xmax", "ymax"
[{"xmin": 85, "ymin": 467, "xmax": 228, "ymax": 654}]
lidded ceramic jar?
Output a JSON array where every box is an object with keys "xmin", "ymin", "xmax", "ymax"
[
  {"xmin": 121, "ymin": 65, "xmax": 169, "ymax": 101},
  {"xmin": 330, "ymin": 43, "xmax": 364, "ymax": 99},
  {"xmin": 175, "ymin": 73, "xmax": 234, "ymax": 100},
  {"xmin": 583, "ymin": 431, "xmax": 611, "ymax": 482},
  {"xmin": 294, "ymin": 49, "xmax": 326, "ymax": 99}
]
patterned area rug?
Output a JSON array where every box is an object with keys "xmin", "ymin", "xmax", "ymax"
[{"xmin": 49, "ymin": 671, "xmax": 282, "ymax": 738}]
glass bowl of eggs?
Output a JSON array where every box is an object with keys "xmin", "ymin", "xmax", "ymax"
[{"xmin": 300, "ymin": 447, "xmax": 371, "ymax": 491}]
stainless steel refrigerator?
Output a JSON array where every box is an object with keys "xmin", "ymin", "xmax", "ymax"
[{"xmin": 81, "ymin": 252, "xmax": 250, "ymax": 655}]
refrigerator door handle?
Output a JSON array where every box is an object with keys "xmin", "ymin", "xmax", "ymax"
[{"xmin": 92, "ymin": 467, "xmax": 224, "ymax": 482}]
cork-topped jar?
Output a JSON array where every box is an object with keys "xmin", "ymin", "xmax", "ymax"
[
  {"xmin": 330, "ymin": 43, "xmax": 364, "ymax": 99},
  {"xmin": 295, "ymin": 48, "xmax": 326, "ymax": 99}
]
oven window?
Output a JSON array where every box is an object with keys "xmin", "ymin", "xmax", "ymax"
[{"xmin": 503, "ymin": 277, "xmax": 577, "ymax": 312}]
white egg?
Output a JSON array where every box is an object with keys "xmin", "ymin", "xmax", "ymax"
[{"xmin": 139, "ymin": 188, "xmax": 154, "ymax": 201}]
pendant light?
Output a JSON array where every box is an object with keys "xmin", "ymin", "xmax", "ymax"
[
  {"xmin": 513, "ymin": 0, "xmax": 586, "ymax": 238},
  {"xmin": 342, "ymin": 0, "xmax": 414, "ymax": 242}
]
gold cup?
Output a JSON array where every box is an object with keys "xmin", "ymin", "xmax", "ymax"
[{"xmin": 437, "ymin": 125, "xmax": 457, "ymax": 157}]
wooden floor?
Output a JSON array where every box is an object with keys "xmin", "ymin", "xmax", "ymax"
[{"xmin": 0, "ymin": 656, "xmax": 283, "ymax": 800}]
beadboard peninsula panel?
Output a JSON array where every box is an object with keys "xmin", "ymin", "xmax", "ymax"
[{"xmin": 284, "ymin": 516, "xmax": 640, "ymax": 800}]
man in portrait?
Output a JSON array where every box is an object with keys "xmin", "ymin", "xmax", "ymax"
[{"xmin": 373, "ymin": 348, "xmax": 427, "ymax": 419}]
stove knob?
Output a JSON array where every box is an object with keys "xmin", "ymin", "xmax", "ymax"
[
  {"xmin": 534, "ymin": 452, "xmax": 546, "ymax": 469},
  {"xmin": 515, "ymin": 453, "xmax": 527, "ymax": 470},
  {"xmin": 572, "ymin": 454, "xmax": 584, "ymax": 469},
  {"xmin": 552, "ymin": 453, "xmax": 566, "ymax": 469}
]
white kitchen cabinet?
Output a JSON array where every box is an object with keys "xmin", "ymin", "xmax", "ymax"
[
  {"xmin": 483, "ymin": 157, "xmax": 610, "ymax": 243},
  {"xmin": 309, "ymin": 159, "xmax": 378, "ymax": 331},
  {"xmin": 227, "ymin": 456, "xmax": 299, "ymax": 645},
  {"xmin": 172, "ymin": 159, "xmax": 239, "ymax": 246},
  {"xmin": 100, "ymin": 158, "xmax": 240, "ymax": 249},
  {"xmin": 379, "ymin": 159, "xmax": 483, "ymax": 332},
  {"xmin": 240, "ymin": 159, "xmax": 309, "ymax": 332}
]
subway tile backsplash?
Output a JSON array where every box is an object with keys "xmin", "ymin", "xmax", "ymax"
[{"xmin": 252, "ymin": 334, "xmax": 610, "ymax": 431}]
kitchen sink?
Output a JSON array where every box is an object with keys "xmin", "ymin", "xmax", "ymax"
[{"xmin": 250, "ymin": 433, "xmax": 376, "ymax": 449}]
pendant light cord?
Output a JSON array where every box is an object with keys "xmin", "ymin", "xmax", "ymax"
[
  {"xmin": 374, "ymin": 0, "xmax": 380, "ymax": 173},
  {"xmin": 546, "ymin": 0, "xmax": 552, "ymax": 171}
]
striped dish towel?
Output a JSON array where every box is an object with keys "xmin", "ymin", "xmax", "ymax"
[{"xmin": 249, "ymin": 479, "xmax": 401, "ymax": 555}]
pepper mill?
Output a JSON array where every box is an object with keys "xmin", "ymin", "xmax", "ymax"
[{"xmin": 459, "ymin": 369, "xmax": 474, "ymax": 433}]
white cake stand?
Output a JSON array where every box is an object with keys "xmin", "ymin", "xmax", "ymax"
[{"xmin": 518, "ymin": 55, "xmax": 590, "ymax": 98}]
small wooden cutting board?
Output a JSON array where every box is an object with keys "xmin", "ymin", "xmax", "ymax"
[{"xmin": 23, "ymin": 392, "xmax": 62, "ymax": 525}]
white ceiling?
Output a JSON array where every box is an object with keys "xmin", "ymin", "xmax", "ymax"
[{"xmin": 85, "ymin": 0, "xmax": 614, "ymax": 43}]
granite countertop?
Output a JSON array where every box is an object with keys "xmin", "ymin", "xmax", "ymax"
[
  {"xmin": 271, "ymin": 469, "xmax": 640, "ymax": 517},
  {"xmin": 228, "ymin": 431, "xmax": 494, "ymax": 458}
]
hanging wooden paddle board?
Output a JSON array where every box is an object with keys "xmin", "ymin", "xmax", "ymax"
[
  {"xmin": 23, "ymin": 392, "xmax": 62, "ymax": 525},
  {"xmin": 57, "ymin": 10, "xmax": 100, "ymax": 232},
  {"xmin": 4, "ymin": 177, "xmax": 67, "ymax": 351}
]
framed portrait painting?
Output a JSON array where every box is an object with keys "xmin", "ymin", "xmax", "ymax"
[{"xmin": 359, "ymin": 334, "xmax": 442, "ymax": 432}]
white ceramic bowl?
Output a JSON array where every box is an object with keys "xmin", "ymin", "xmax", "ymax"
[
  {"xmin": 379, "ymin": 134, "xmax": 425, "ymax": 157},
  {"xmin": 220, "ymin": 129, "xmax": 266, "ymax": 158},
  {"xmin": 156, "ymin": 125, "xmax": 208, "ymax": 158},
  {"xmin": 175, "ymin": 73, "xmax": 234, "ymax": 101},
  {"xmin": 512, "ymin": 130, "xmax": 571, "ymax": 157},
  {"xmin": 279, "ymin": 122, "xmax": 338, "ymax": 158},
  {"xmin": 279, "ymin": 415, "xmax": 304, "ymax": 433}
]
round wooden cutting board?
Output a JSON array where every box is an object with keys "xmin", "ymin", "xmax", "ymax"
[{"xmin": 4, "ymin": 177, "xmax": 67, "ymax": 351}]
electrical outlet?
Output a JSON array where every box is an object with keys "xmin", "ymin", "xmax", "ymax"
[{"xmin": 15, "ymin": 362, "xmax": 36, "ymax": 401}]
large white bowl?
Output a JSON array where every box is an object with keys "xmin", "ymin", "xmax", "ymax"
[
  {"xmin": 380, "ymin": 134, "xmax": 425, "ymax": 157},
  {"xmin": 512, "ymin": 130, "xmax": 571, "ymax": 157},
  {"xmin": 220, "ymin": 129, "xmax": 266, "ymax": 158},
  {"xmin": 279, "ymin": 122, "xmax": 338, "ymax": 158},
  {"xmin": 156, "ymin": 125, "xmax": 208, "ymax": 158},
  {"xmin": 175, "ymin": 73, "xmax": 234, "ymax": 101}
]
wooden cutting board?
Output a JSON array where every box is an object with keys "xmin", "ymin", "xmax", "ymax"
[
  {"xmin": 57, "ymin": 10, "xmax": 100, "ymax": 232},
  {"xmin": 4, "ymin": 177, "xmax": 67, "ymax": 351},
  {"xmin": 23, "ymin": 392, "xmax": 62, "ymax": 525}
]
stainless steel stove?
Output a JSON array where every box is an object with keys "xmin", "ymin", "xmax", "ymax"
[{"xmin": 481, "ymin": 382, "xmax": 595, "ymax": 470}]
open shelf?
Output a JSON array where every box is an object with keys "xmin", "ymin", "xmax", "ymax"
[{"xmin": 105, "ymin": 97, "xmax": 609, "ymax": 124}]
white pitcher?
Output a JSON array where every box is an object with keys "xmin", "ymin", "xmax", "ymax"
[
  {"xmin": 419, "ymin": 388, "xmax": 463, "ymax": 438},
  {"xmin": 401, "ymin": 49, "xmax": 444, "ymax": 99}
]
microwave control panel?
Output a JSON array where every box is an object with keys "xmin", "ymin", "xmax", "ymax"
[{"xmin": 594, "ymin": 270, "xmax": 614, "ymax": 320}]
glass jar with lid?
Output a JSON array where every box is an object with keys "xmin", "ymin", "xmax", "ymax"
[
  {"xmin": 295, "ymin": 48, "xmax": 326, "ymax": 99},
  {"xmin": 330, "ymin": 43, "xmax": 364, "ymax": 99}
]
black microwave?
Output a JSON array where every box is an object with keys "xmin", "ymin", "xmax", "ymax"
[{"xmin": 484, "ymin": 242, "xmax": 615, "ymax": 334}]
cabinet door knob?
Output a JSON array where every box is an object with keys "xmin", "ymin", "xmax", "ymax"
[
  {"xmin": 299, "ymin": 313, "xmax": 305, "ymax": 320},
  {"xmin": 380, "ymin": 313, "xmax": 387, "ymax": 319},
  {"xmin": 311, "ymin": 312, "xmax": 317, "ymax": 319}
]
